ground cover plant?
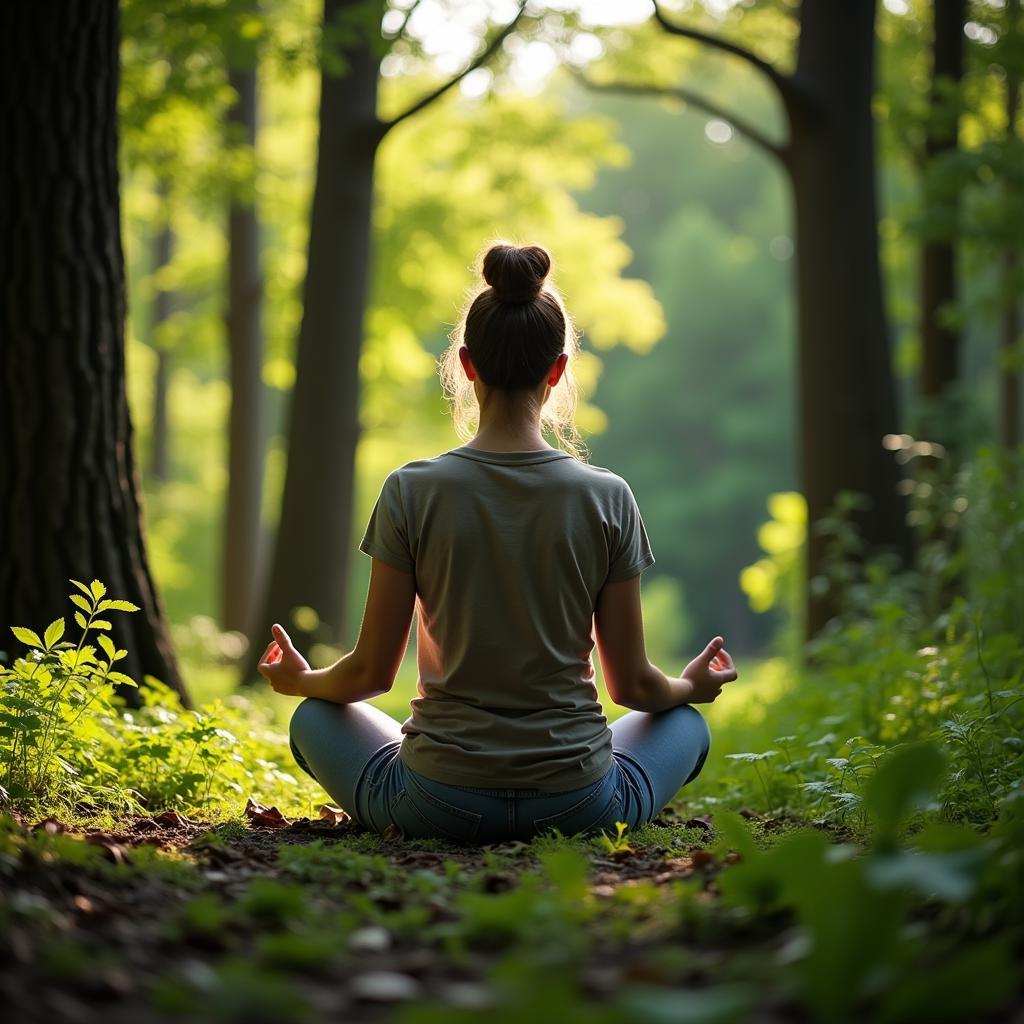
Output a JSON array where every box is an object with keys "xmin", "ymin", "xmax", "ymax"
[{"xmin": 1, "ymin": 450, "xmax": 1022, "ymax": 1022}]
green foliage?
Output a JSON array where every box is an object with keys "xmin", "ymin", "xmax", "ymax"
[
  {"xmin": 0, "ymin": 581, "xmax": 139, "ymax": 811},
  {"xmin": 713, "ymin": 790, "xmax": 1018, "ymax": 1024},
  {"xmin": 0, "ymin": 581, "xmax": 316, "ymax": 817}
]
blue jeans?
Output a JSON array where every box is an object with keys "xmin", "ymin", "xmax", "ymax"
[{"xmin": 288, "ymin": 699, "xmax": 711, "ymax": 844}]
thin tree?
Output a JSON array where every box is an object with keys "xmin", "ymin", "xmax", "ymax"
[
  {"xmin": 1001, "ymin": 0, "xmax": 1021, "ymax": 449},
  {"xmin": 149, "ymin": 193, "xmax": 174, "ymax": 483},
  {"xmin": 578, "ymin": 0, "xmax": 913, "ymax": 636},
  {"xmin": 919, "ymin": 0, "xmax": 967, "ymax": 428},
  {"xmin": 222, "ymin": 61, "xmax": 267, "ymax": 634},
  {"xmin": 0, "ymin": 1, "xmax": 188, "ymax": 702},
  {"xmin": 242, "ymin": 0, "xmax": 529, "ymax": 679}
]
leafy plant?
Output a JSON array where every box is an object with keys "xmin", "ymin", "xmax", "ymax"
[{"xmin": 1, "ymin": 580, "xmax": 139, "ymax": 811}]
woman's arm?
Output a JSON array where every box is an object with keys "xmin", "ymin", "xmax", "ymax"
[
  {"xmin": 258, "ymin": 557, "xmax": 416, "ymax": 703},
  {"xmin": 594, "ymin": 574, "xmax": 738, "ymax": 712}
]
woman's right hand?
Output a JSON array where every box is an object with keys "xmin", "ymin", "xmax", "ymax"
[{"xmin": 680, "ymin": 636, "xmax": 738, "ymax": 703}]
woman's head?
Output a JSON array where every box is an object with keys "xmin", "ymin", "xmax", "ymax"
[{"xmin": 439, "ymin": 241, "xmax": 587, "ymax": 460}]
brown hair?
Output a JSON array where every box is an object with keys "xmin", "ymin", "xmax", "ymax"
[{"xmin": 438, "ymin": 241, "xmax": 588, "ymax": 461}]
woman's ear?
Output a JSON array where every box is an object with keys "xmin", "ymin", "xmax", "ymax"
[
  {"xmin": 548, "ymin": 351, "xmax": 569, "ymax": 387},
  {"xmin": 458, "ymin": 345, "xmax": 477, "ymax": 382}
]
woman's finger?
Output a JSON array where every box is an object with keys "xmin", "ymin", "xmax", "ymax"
[{"xmin": 272, "ymin": 623, "xmax": 297, "ymax": 653}]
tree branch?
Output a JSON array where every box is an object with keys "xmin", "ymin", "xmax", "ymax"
[
  {"xmin": 380, "ymin": 0, "xmax": 529, "ymax": 135},
  {"xmin": 650, "ymin": 0, "xmax": 794, "ymax": 103},
  {"xmin": 572, "ymin": 69, "xmax": 787, "ymax": 163}
]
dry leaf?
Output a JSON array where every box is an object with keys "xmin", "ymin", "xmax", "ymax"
[
  {"xmin": 85, "ymin": 833, "xmax": 127, "ymax": 865},
  {"xmin": 154, "ymin": 809, "xmax": 192, "ymax": 828},
  {"xmin": 690, "ymin": 849, "xmax": 716, "ymax": 870},
  {"xmin": 318, "ymin": 804, "xmax": 352, "ymax": 827},
  {"xmin": 244, "ymin": 797, "xmax": 292, "ymax": 829},
  {"xmin": 381, "ymin": 823, "xmax": 403, "ymax": 842}
]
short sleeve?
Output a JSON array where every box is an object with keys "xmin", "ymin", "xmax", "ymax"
[
  {"xmin": 606, "ymin": 480, "xmax": 656, "ymax": 583},
  {"xmin": 359, "ymin": 471, "xmax": 415, "ymax": 574}
]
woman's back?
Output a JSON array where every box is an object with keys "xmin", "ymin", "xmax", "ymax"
[{"xmin": 360, "ymin": 443, "xmax": 655, "ymax": 791}]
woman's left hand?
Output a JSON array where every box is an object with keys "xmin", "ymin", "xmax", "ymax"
[{"xmin": 257, "ymin": 623, "xmax": 314, "ymax": 696}]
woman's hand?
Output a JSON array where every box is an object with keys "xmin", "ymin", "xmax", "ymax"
[
  {"xmin": 257, "ymin": 623, "xmax": 314, "ymax": 697},
  {"xmin": 681, "ymin": 636, "xmax": 739, "ymax": 704}
]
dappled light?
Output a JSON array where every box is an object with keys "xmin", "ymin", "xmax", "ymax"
[{"xmin": 1, "ymin": 1, "xmax": 1022, "ymax": 1021}]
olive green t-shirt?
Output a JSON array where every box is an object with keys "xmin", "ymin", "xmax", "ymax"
[{"xmin": 358, "ymin": 444, "xmax": 656, "ymax": 792}]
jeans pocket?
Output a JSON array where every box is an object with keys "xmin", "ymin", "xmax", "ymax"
[
  {"xmin": 389, "ymin": 775, "xmax": 483, "ymax": 843},
  {"xmin": 531, "ymin": 778, "xmax": 622, "ymax": 839}
]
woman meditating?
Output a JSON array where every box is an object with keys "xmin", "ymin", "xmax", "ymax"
[{"xmin": 258, "ymin": 241, "xmax": 738, "ymax": 843}]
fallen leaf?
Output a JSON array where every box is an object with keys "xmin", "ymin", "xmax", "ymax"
[
  {"xmin": 85, "ymin": 833, "xmax": 127, "ymax": 865},
  {"xmin": 154, "ymin": 809, "xmax": 192, "ymax": 828},
  {"xmin": 318, "ymin": 804, "xmax": 352, "ymax": 826},
  {"xmin": 244, "ymin": 798, "xmax": 291, "ymax": 829},
  {"xmin": 381, "ymin": 823, "xmax": 402, "ymax": 842},
  {"xmin": 690, "ymin": 849, "xmax": 716, "ymax": 870},
  {"xmin": 685, "ymin": 816, "xmax": 714, "ymax": 833}
]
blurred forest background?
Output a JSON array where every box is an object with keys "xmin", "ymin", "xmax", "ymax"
[
  {"xmin": 3, "ymin": 0, "xmax": 1021, "ymax": 700},
  {"xmin": 3, "ymin": 4, "xmax": 1023, "ymax": 1018}
]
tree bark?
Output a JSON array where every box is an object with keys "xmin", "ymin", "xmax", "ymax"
[
  {"xmin": 222, "ymin": 64, "xmax": 267, "ymax": 634},
  {"xmin": 1000, "ymin": 0, "xmax": 1021, "ymax": 450},
  {"xmin": 242, "ymin": 0, "xmax": 385, "ymax": 677},
  {"xmin": 0, "ymin": 1, "xmax": 188, "ymax": 704},
  {"xmin": 788, "ymin": 0, "xmax": 913, "ymax": 634},
  {"xmin": 919, "ymin": 0, "xmax": 966, "ymax": 415},
  {"xmin": 149, "ymin": 214, "xmax": 173, "ymax": 483}
]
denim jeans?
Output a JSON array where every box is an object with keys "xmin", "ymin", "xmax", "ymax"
[{"xmin": 288, "ymin": 699, "xmax": 711, "ymax": 844}]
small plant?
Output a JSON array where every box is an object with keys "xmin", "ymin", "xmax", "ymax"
[
  {"xmin": 0, "ymin": 579, "xmax": 139, "ymax": 811},
  {"xmin": 597, "ymin": 821, "xmax": 632, "ymax": 855}
]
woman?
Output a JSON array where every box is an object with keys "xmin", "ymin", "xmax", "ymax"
[{"xmin": 258, "ymin": 241, "xmax": 738, "ymax": 844}]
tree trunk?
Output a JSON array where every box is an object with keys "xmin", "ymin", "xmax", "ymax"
[
  {"xmin": 788, "ymin": 0, "xmax": 913, "ymax": 635},
  {"xmin": 242, "ymin": 0, "xmax": 384, "ymax": 679},
  {"xmin": 1000, "ymin": 0, "xmax": 1021, "ymax": 450},
  {"xmin": 919, "ymin": 0, "xmax": 966, "ymax": 421},
  {"xmin": 0, "ymin": 1, "xmax": 188, "ymax": 704},
  {"xmin": 222, "ymin": 64, "xmax": 267, "ymax": 635},
  {"xmin": 149, "ymin": 214, "xmax": 173, "ymax": 483}
]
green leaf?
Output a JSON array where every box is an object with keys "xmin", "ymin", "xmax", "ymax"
[
  {"xmin": 114, "ymin": 649, "xmax": 128, "ymax": 662},
  {"xmin": 74, "ymin": 611, "xmax": 88, "ymax": 630},
  {"xmin": 98, "ymin": 634, "xmax": 116, "ymax": 660},
  {"xmin": 713, "ymin": 809, "xmax": 759, "ymax": 860},
  {"xmin": 107, "ymin": 671, "xmax": 139, "ymax": 688},
  {"xmin": 103, "ymin": 600, "xmax": 141, "ymax": 613},
  {"xmin": 69, "ymin": 579, "xmax": 93, "ymax": 600},
  {"xmin": 865, "ymin": 741, "xmax": 947, "ymax": 846},
  {"xmin": 90, "ymin": 620, "xmax": 113, "ymax": 631},
  {"xmin": 90, "ymin": 579, "xmax": 107, "ymax": 600},
  {"xmin": 11, "ymin": 626, "xmax": 42, "ymax": 647},
  {"xmin": 70, "ymin": 594, "xmax": 91, "ymax": 613},
  {"xmin": 43, "ymin": 618, "xmax": 65, "ymax": 650}
]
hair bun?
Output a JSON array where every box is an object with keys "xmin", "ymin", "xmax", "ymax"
[{"xmin": 482, "ymin": 243, "xmax": 550, "ymax": 304}]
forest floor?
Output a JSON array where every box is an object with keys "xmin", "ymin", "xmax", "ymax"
[{"xmin": 0, "ymin": 800, "xmax": 809, "ymax": 1024}]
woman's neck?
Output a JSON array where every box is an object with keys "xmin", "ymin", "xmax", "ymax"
[{"xmin": 468, "ymin": 395, "xmax": 552, "ymax": 452}]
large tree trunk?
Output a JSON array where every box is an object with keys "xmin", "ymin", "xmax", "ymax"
[
  {"xmin": 919, "ymin": 0, "xmax": 966, "ymax": 421},
  {"xmin": 1000, "ymin": 0, "xmax": 1021, "ymax": 450},
  {"xmin": 149, "ymin": 213, "xmax": 173, "ymax": 483},
  {"xmin": 242, "ymin": 0, "xmax": 384, "ymax": 679},
  {"xmin": 222, "ymin": 64, "xmax": 266, "ymax": 634},
  {"xmin": 0, "ymin": 1, "xmax": 188, "ymax": 704},
  {"xmin": 788, "ymin": 0, "xmax": 913, "ymax": 634}
]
